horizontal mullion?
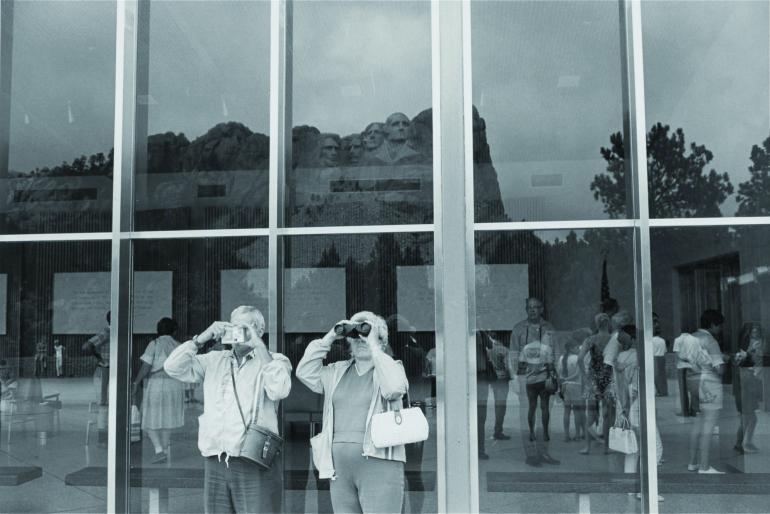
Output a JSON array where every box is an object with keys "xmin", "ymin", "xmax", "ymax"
[
  {"xmin": 474, "ymin": 219, "xmax": 636, "ymax": 232},
  {"xmin": 126, "ymin": 228, "xmax": 270, "ymax": 240},
  {"xmin": 649, "ymin": 216, "xmax": 770, "ymax": 228},
  {"xmin": 0, "ymin": 232, "xmax": 112, "ymax": 242},
  {"xmin": 276, "ymin": 224, "xmax": 434, "ymax": 236}
]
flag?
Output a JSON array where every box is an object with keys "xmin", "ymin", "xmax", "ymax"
[{"xmin": 601, "ymin": 250, "xmax": 610, "ymax": 302}]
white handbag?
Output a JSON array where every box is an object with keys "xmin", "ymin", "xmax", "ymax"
[
  {"xmin": 608, "ymin": 411, "xmax": 638, "ymax": 455},
  {"xmin": 370, "ymin": 396, "xmax": 429, "ymax": 449}
]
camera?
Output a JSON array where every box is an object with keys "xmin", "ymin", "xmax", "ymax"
[
  {"xmin": 334, "ymin": 321, "xmax": 372, "ymax": 338},
  {"xmin": 222, "ymin": 325, "xmax": 247, "ymax": 345}
]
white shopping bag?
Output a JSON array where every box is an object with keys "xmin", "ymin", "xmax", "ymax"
[{"xmin": 130, "ymin": 404, "xmax": 141, "ymax": 443}]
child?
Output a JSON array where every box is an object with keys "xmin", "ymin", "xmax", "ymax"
[{"xmin": 560, "ymin": 340, "xmax": 584, "ymax": 441}]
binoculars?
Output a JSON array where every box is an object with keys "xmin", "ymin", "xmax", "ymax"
[{"xmin": 334, "ymin": 321, "xmax": 372, "ymax": 338}]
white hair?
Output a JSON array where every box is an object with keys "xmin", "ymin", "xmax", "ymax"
[
  {"xmin": 611, "ymin": 310, "xmax": 632, "ymax": 331},
  {"xmin": 230, "ymin": 305, "xmax": 265, "ymax": 337}
]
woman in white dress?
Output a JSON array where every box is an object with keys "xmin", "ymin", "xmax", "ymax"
[{"xmin": 131, "ymin": 317, "xmax": 185, "ymax": 464}]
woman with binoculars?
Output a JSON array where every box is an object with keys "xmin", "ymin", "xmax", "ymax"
[{"xmin": 297, "ymin": 311, "xmax": 408, "ymax": 514}]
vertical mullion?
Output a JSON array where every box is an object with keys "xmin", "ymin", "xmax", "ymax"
[
  {"xmin": 268, "ymin": 0, "xmax": 290, "ymax": 354},
  {"xmin": 269, "ymin": 0, "xmax": 291, "ymax": 509},
  {"xmin": 0, "ymin": 0, "xmax": 13, "ymax": 235},
  {"xmin": 432, "ymin": 0, "xmax": 475, "ymax": 512},
  {"xmin": 108, "ymin": 1, "xmax": 142, "ymax": 512},
  {"xmin": 621, "ymin": 0, "xmax": 658, "ymax": 511}
]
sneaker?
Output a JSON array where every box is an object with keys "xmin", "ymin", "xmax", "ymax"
[
  {"xmin": 687, "ymin": 464, "xmax": 698, "ymax": 472},
  {"xmin": 478, "ymin": 451, "xmax": 489, "ymax": 460},
  {"xmin": 744, "ymin": 443, "xmax": 760, "ymax": 453},
  {"xmin": 493, "ymin": 432, "xmax": 511, "ymax": 440},
  {"xmin": 540, "ymin": 453, "xmax": 561, "ymax": 465},
  {"xmin": 698, "ymin": 467, "xmax": 725, "ymax": 474},
  {"xmin": 151, "ymin": 452, "xmax": 167, "ymax": 464}
]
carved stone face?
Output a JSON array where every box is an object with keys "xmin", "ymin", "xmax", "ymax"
[
  {"xmin": 320, "ymin": 136, "xmax": 340, "ymax": 167},
  {"xmin": 385, "ymin": 112, "xmax": 410, "ymax": 143},
  {"xmin": 363, "ymin": 123, "xmax": 384, "ymax": 151},
  {"xmin": 348, "ymin": 135, "xmax": 364, "ymax": 164}
]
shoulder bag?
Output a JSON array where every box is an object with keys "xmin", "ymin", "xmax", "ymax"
[
  {"xmin": 371, "ymin": 391, "xmax": 429, "ymax": 449},
  {"xmin": 544, "ymin": 368, "xmax": 559, "ymax": 394},
  {"xmin": 231, "ymin": 363, "xmax": 283, "ymax": 469}
]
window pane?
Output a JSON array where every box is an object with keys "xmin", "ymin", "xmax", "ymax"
[
  {"xmin": 1, "ymin": 241, "xmax": 110, "ymax": 513},
  {"xmin": 283, "ymin": 233, "xmax": 437, "ymax": 513},
  {"xmin": 4, "ymin": 2, "xmax": 115, "ymax": 234},
  {"xmin": 133, "ymin": 1, "xmax": 271, "ymax": 231},
  {"xmin": 642, "ymin": 1, "xmax": 770, "ymax": 218},
  {"xmin": 288, "ymin": 1, "xmax": 433, "ymax": 227},
  {"xmin": 128, "ymin": 237, "xmax": 268, "ymax": 513},
  {"xmin": 475, "ymin": 229, "xmax": 644, "ymax": 512},
  {"xmin": 652, "ymin": 225, "xmax": 770, "ymax": 511},
  {"xmin": 472, "ymin": 1, "xmax": 627, "ymax": 222}
]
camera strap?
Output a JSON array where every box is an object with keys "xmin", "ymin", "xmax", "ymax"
[
  {"xmin": 230, "ymin": 362, "xmax": 248, "ymax": 430},
  {"xmin": 230, "ymin": 360, "xmax": 264, "ymax": 431}
]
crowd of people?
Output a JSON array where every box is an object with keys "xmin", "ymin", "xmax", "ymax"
[{"xmin": 475, "ymin": 296, "xmax": 767, "ymax": 487}]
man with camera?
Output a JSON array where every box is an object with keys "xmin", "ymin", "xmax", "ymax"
[{"xmin": 164, "ymin": 306, "xmax": 292, "ymax": 514}]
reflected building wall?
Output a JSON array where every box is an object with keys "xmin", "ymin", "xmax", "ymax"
[{"xmin": 0, "ymin": 242, "xmax": 110, "ymax": 378}]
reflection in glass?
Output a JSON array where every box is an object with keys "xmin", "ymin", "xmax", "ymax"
[
  {"xmin": 4, "ymin": 1, "xmax": 115, "ymax": 234},
  {"xmin": 472, "ymin": 1, "xmax": 626, "ymax": 222},
  {"xmin": 288, "ymin": 1, "xmax": 434, "ymax": 227},
  {"xmin": 642, "ymin": 1, "xmax": 770, "ymax": 218},
  {"xmin": 133, "ymin": 2, "xmax": 271, "ymax": 231},
  {"xmin": 652, "ymin": 226, "xmax": 770, "ymax": 511},
  {"xmin": 475, "ymin": 230, "xmax": 643, "ymax": 512},
  {"xmin": 283, "ymin": 233, "xmax": 437, "ymax": 513},
  {"xmin": 0, "ymin": 241, "xmax": 110, "ymax": 513},
  {"xmin": 129, "ymin": 238, "xmax": 268, "ymax": 513}
]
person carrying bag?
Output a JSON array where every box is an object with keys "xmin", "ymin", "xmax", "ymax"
[
  {"xmin": 164, "ymin": 306, "xmax": 291, "ymax": 514},
  {"xmin": 297, "ymin": 311, "xmax": 409, "ymax": 514}
]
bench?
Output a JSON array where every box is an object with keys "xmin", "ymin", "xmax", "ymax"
[
  {"xmin": 487, "ymin": 472, "xmax": 770, "ymax": 513},
  {"xmin": 65, "ymin": 466, "xmax": 202, "ymax": 514},
  {"xmin": 0, "ymin": 466, "xmax": 43, "ymax": 486},
  {"xmin": 66, "ymin": 467, "xmax": 434, "ymax": 513}
]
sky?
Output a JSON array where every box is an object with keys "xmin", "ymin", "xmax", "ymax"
[{"xmin": 7, "ymin": 0, "xmax": 769, "ymax": 218}]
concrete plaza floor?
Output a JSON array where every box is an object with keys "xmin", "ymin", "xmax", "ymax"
[{"xmin": 0, "ymin": 376, "xmax": 768, "ymax": 513}]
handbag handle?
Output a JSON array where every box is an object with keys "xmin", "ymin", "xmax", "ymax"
[
  {"xmin": 383, "ymin": 388, "xmax": 411, "ymax": 425},
  {"xmin": 614, "ymin": 407, "xmax": 630, "ymax": 430}
]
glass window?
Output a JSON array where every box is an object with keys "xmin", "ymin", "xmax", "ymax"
[
  {"xmin": 128, "ymin": 237, "xmax": 268, "ymax": 513},
  {"xmin": 471, "ymin": 1, "xmax": 627, "ymax": 222},
  {"xmin": 288, "ymin": 1, "xmax": 433, "ymax": 227},
  {"xmin": 283, "ymin": 233, "xmax": 437, "ymax": 513},
  {"xmin": 4, "ymin": 1, "xmax": 115, "ymax": 234},
  {"xmin": 0, "ymin": 241, "xmax": 111, "ymax": 512},
  {"xmin": 133, "ymin": 1, "xmax": 271, "ymax": 231},
  {"xmin": 475, "ymin": 229, "xmax": 645, "ymax": 512},
  {"xmin": 652, "ymin": 225, "xmax": 770, "ymax": 510},
  {"xmin": 642, "ymin": 1, "xmax": 769, "ymax": 218}
]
